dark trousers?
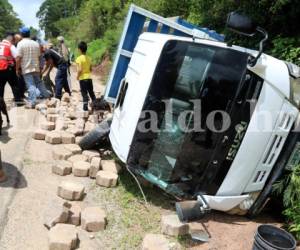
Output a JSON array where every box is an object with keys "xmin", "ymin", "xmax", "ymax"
[
  {"xmin": 55, "ymin": 63, "xmax": 71, "ymax": 99},
  {"xmin": 79, "ymin": 79, "xmax": 96, "ymax": 111},
  {"xmin": 0, "ymin": 66, "xmax": 21, "ymax": 102},
  {"xmin": 17, "ymin": 75, "xmax": 26, "ymax": 99}
]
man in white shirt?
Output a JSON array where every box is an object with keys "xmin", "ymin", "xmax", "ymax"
[
  {"xmin": 0, "ymin": 32, "xmax": 21, "ymax": 102},
  {"xmin": 16, "ymin": 27, "xmax": 50, "ymax": 108}
]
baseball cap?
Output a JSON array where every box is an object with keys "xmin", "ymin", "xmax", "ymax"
[
  {"xmin": 19, "ymin": 27, "xmax": 30, "ymax": 34},
  {"xmin": 57, "ymin": 36, "xmax": 64, "ymax": 42}
]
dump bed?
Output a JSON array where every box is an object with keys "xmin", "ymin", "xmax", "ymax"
[{"xmin": 104, "ymin": 4, "xmax": 224, "ymax": 103}]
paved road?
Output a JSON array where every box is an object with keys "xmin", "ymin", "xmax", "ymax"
[
  {"xmin": 0, "ymin": 68, "xmax": 104, "ymax": 249},
  {"xmin": 0, "ymin": 106, "xmax": 37, "ymax": 240}
]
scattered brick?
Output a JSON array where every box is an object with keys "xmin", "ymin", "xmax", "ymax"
[
  {"xmin": 96, "ymin": 171, "xmax": 118, "ymax": 188},
  {"xmin": 142, "ymin": 234, "xmax": 171, "ymax": 250},
  {"xmin": 73, "ymin": 161, "xmax": 90, "ymax": 177},
  {"xmin": 48, "ymin": 224, "xmax": 78, "ymax": 250},
  {"xmin": 32, "ymin": 129, "xmax": 47, "ymax": 140},
  {"xmin": 57, "ymin": 181, "xmax": 85, "ymax": 201},
  {"xmin": 81, "ymin": 207, "xmax": 107, "ymax": 232},
  {"xmin": 90, "ymin": 157, "xmax": 101, "ymax": 178},
  {"xmin": 161, "ymin": 214, "xmax": 189, "ymax": 236},
  {"xmin": 101, "ymin": 160, "xmax": 121, "ymax": 174},
  {"xmin": 52, "ymin": 161, "xmax": 73, "ymax": 176},
  {"xmin": 46, "ymin": 131, "xmax": 62, "ymax": 144},
  {"xmin": 41, "ymin": 121, "xmax": 55, "ymax": 131}
]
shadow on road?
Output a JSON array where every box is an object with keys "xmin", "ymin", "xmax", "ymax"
[
  {"xmin": 0, "ymin": 125, "xmax": 12, "ymax": 144},
  {"xmin": 0, "ymin": 162, "xmax": 27, "ymax": 189}
]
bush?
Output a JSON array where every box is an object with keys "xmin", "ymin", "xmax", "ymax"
[
  {"xmin": 271, "ymin": 37, "xmax": 300, "ymax": 66},
  {"xmin": 273, "ymin": 164, "xmax": 300, "ymax": 240}
]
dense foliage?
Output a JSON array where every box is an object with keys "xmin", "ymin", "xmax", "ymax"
[
  {"xmin": 273, "ymin": 165, "xmax": 300, "ymax": 240},
  {"xmin": 0, "ymin": 0, "xmax": 22, "ymax": 38},
  {"xmin": 36, "ymin": 0, "xmax": 300, "ymax": 65}
]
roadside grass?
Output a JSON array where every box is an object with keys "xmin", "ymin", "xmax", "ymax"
[{"xmin": 91, "ymin": 164, "xmax": 181, "ymax": 249}]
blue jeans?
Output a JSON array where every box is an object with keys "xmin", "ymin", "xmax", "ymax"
[
  {"xmin": 23, "ymin": 72, "xmax": 50, "ymax": 105},
  {"xmin": 55, "ymin": 63, "xmax": 71, "ymax": 99}
]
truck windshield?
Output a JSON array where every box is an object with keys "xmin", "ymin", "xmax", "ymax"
[{"xmin": 128, "ymin": 40, "xmax": 254, "ymax": 197}]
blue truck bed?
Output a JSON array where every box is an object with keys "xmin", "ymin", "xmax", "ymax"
[{"xmin": 104, "ymin": 4, "xmax": 224, "ymax": 103}]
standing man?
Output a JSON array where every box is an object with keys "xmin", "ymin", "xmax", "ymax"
[
  {"xmin": 0, "ymin": 32, "xmax": 21, "ymax": 103},
  {"xmin": 14, "ymin": 33, "xmax": 26, "ymax": 100},
  {"xmin": 16, "ymin": 27, "xmax": 50, "ymax": 108},
  {"xmin": 57, "ymin": 36, "xmax": 69, "ymax": 62},
  {"xmin": 42, "ymin": 48, "xmax": 71, "ymax": 99}
]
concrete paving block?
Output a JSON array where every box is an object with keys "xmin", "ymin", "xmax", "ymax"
[
  {"xmin": 81, "ymin": 207, "xmax": 107, "ymax": 232},
  {"xmin": 47, "ymin": 114, "xmax": 59, "ymax": 123},
  {"xmin": 62, "ymin": 93, "xmax": 71, "ymax": 103},
  {"xmin": 161, "ymin": 214, "xmax": 189, "ymax": 236},
  {"xmin": 68, "ymin": 154, "xmax": 88, "ymax": 164},
  {"xmin": 73, "ymin": 161, "xmax": 90, "ymax": 177},
  {"xmin": 90, "ymin": 157, "xmax": 101, "ymax": 178},
  {"xmin": 41, "ymin": 121, "xmax": 55, "ymax": 131},
  {"xmin": 75, "ymin": 136, "xmax": 83, "ymax": 145},
  {"xmin": 48, "ymin": 224, "xmax": 78, "ymax": 250},
  {"xmin": 76, "ymin": 111, "xmax": 89, "ymax": 119},
  {"xmin": 46, "ymin": 131, "xmax": 62, "ymax": 144},
  {"xmin": 47, "ymin": 98, "xmax": 58, "ymax": 108},
  {"xmin": 47, "ymin": 108, "xmax": 59, "ymax": 115},
  {"xmin": 55, "ymin": 119, "xmax": 68, "ymax": 131},
  {"xmin": 52, "ymin": 161, "xmax": 73, "ymax": 176},
  {"xmin": 101, "ymin": 160, "xmax": 121, "ymax": 174},
  {"xmin": 64, "ymin": 144, "xmax": 82, "ymax": 155},
  {"xmin": 53, "ymin": 148, "xmax": 72, "ymax": 161},
  {"xmin": 36, "ymin": 103, "xmax": 47, "ymax": 111},
  {"xmin": 142, "ymin": 234, "xmax": 171, "ymax": 250},
  {"xmin": 43, "ymin": 199, "xmax": 71, "ymax": 229},
  {"xmin": 96, "ymin": 171, "xmax": 118, "ymax": 188},
  {"xmin": 66, "ymin": 111, "xmax": 76, "ymax": 120},
  {"xmin": 32, "ymin": 129, "xmax": 47, "ymax": 140},
  {"xmin": 68, "ymin": 203, "xmax": 81, "ymax": 226},
  {"xmin": 67, "ymin": 127, "xmax": 83, "ymax": 136},
  {"xmin": 57, "ymin": 181, "xmax": 85, "ymax": 201},
  {"xmin": 82, "ymin": 150, "xmax": 100, "ymax": 162},
  {"xmin": 61, "ymin": 132, "xmax": 76, "ymax": 144}
]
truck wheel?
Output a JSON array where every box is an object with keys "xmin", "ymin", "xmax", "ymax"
[{"xmin": 79, "ymin": 118, "xmax": 112, "ymax": 150}]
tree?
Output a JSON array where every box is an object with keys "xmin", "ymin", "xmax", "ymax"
[
  {"xmin": 36, "ymin": 0, "xmax": 83, "ymax": 38},
  {"xmin": 0, "ymin": 0, "xmax": 22, "ymax": 38}
]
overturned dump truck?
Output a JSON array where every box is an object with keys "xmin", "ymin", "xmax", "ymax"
[{"xmin": 102, "ymin": 5, "xmax": 300, "ymax": 220}]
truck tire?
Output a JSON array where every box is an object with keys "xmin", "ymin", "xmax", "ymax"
[{"xmin": 79, "ymin": 118, "xmax": 112, "ymax": 150}]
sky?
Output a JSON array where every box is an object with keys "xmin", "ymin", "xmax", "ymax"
[{"xmin": 8, "ymin": 0, "xmax": 44, "ymax": 30}]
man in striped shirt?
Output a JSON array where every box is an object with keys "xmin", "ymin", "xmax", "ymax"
[{"xmin": 16, "ymin": 27, "xmax": 50, "ymax": 108}]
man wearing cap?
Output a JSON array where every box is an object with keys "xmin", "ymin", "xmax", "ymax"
[
  {"xmin": 57, "ymin": 36, "xmax": 69, "ymax": 62},
  {"xmin": 16, "ymin": 27, "xmax": 50, "ymax": 108},
  {"xmin": 0, "ymin": 32, "xmax": 21, "ymax": 103}
]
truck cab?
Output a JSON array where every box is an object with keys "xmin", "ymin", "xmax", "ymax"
[{"xmin": 105, "ymin": 6, "xmax": 300, "ymax": 216}]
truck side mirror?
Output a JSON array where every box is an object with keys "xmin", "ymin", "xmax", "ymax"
[
  {"xmin": 226, "ymin": 12, "xmax": 257, "ymax": 36},
  {"xmin": 226, "ymin": 12, "xmax": 268, "ymax": 67}
]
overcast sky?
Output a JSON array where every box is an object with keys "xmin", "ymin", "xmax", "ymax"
[{"xmin": 9, "ymin": 0, "xmax": 44, "ymax": 30}]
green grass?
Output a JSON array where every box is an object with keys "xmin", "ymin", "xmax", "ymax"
[{"xmin": 91, "ymin": 163, "xmax": 180, "ymax": 249}]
